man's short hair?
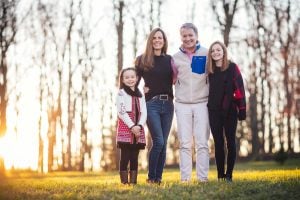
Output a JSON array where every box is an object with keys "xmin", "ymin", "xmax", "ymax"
[{"xmin": 180, "ymin": 23, "xmax": 198, "ymax": 36}]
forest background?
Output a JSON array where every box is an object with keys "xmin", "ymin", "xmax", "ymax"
[{"xmin": 0, "ymin": 0, "xmax": 299, "ymax": 173}]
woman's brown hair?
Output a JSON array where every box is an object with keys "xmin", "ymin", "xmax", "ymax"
[
  {"xmin": 135, "ymin": 28, "xmax": 168, "ymax": 71},
  {"xmin": 207, "ymin": 41, "xmax": 229, "ymax": 74}
]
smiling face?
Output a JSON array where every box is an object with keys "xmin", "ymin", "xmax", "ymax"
[
  {"xmin": 211, "ymin": 43, "xmax": 224, "ymax": 66},
  {"xmin": 180, "ymin": 28, "xmax": 198, "ymax": 52},
  {"xmin": 122, "ymin": 69, "xmax": 138, "ymax": 90},
  {"xmin": 152, "ymin": 31, "xmax": 165, "ymax": 53}
]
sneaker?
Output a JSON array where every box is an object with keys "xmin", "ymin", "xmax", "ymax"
[
  {"xmin": 198, "ymin": 179, "xmax": 208, "ymax": 184},
  {"xmin": 181, "ymin": 179, "xmax": 190, "ymax": 184}
]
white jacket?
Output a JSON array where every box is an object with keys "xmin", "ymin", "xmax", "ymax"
[
  {"xmin": 116, "ymin": 89, "xmax": 147, "ymax": 129},
  {"xmin": 173, "ymin": 46, "xmax": 209, "ymax": 104}
]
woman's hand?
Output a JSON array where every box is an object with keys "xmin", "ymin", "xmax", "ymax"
[{"xmin": 143, "ymin": 86, "xmax": 149, "ymax": 94}]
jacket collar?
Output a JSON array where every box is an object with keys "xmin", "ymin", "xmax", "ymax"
[{"xmin": 179, "ymin": 41, "xmax": 201, "ymax": 54}]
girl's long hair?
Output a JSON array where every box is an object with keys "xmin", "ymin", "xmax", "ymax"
[
  {"xmin": 207, "ymin": 41, "xmax": 229, "ymax": 74},
  {"xmin": 135, "ymin": 28, "xmax": 168, "ymax": 71}
]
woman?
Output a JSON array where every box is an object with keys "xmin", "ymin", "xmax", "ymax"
[
  {"xmin": 135, "ymin": 28, "xmax": 174, "ymax": 184},
  {"xmin": 207, "ymin": 41, "xmax": 246, "ymax": 182}
]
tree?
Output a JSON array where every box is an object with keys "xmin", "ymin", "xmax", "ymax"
[
  {"xmin": 114, "ymin": 0, "xmax": 124, "ymax": 82},
  {"xmin": 0, "ymin": 0, "xmax": 31, "ymax": 174},
  {"xmin": 274, "ymin": 0, "xmax": 299, "ymax": 153},
  {"xmin": 211, "ymin": 0, "xmax": 240, "ymax": 46},
  {"xmin": 0, "ymin": 0, "xmax": 18, "ymax": 137}
]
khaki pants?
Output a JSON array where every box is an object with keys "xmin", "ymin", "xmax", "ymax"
[{"xmin": 175, "ymin": 101, "xmax": 210, "ymax": 181}]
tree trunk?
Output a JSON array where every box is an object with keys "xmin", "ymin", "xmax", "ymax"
[
  {"xmin": 47, "ymin": 107, "xmax": 56, "ymax": 172},
  {"xmin": 116, "ymin": 0, "xmax": 124, "ymax": 84},
  {"xmin": 0, "ymin": 56, "xmax": 7, "ymax": 137}
]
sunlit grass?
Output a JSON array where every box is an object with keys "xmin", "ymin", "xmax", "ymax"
[{"xmin": 0, "ymin": 159, "xmax": 299, "ymax": 200}]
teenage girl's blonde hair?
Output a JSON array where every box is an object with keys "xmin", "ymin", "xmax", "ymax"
[{"xmin": 207, "ymin": 41, "xmax": 229, "ymax": 74}]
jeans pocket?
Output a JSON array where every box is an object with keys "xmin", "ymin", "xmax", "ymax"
[{"xmin": 146, "ymin": 98, "xmax": 155, "ymax": 104}]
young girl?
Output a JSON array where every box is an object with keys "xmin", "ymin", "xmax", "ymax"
[
  {"xmin": 207, "ymin": 41, "xmax": 246, "ymax": 182},
  {"xmin": 116, "ymin": 67, "xmax": 147, "ymax": 184}
]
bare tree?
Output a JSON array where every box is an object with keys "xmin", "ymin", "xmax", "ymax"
[
  {"xmin": 76, "ymin": 0, "xmax": 101, "ymax": 171},
  {"xmin": 211, "ymin": 0, "xmax": 239, "ymax": 46},
  {"xmin": 64, "ymin": 0, "xmax": 80, "ymax": 170},
  {"xmin": 0, "ymin": 0, "xmax": 18, "ymax": 136},
  {"xmin": 0, "ymin": 0, "xmax": 32, "ymax": 174},
  {"xmin": 274, "ymin": 0, "xmax": 298, "ymax": 153},
  {"xmin": 244, "ymin": 0, "xmax": 275, "ymax": 158},
  {"xmin": 114, "ymin": 0, "xmax": 124, "ymax": 82},
  {"xmin": 41, "ymin": 1, "xmax": 62, "ymax": 172},
  {"xmin": 243, "ymin": 0, "xmax": 300, "ymax": 158}
]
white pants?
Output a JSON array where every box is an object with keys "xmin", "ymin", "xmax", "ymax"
[{"xmin": 175, "ymin": 101, "xmax": 210, "ymax": 181}]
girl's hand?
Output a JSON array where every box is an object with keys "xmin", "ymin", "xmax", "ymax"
[
  {"xmin": 131, "ymin": 126, "xmax": 141, "ymax": 140},
  {"xmin": 134, "ymin": 132, "xmax": 141, "ymax": 141}
]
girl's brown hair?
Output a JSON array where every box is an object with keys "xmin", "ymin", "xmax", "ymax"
[
  {"xmin": 135, "ymin": 28, "xmax": 168, "ymax": 70},
  {"xmin": 118, "ymin": 67, "xmax": 138, "ymax": 89},
  {"xmin": 207, "ymin": 41, "xmax": 229, "ymax": 74}
]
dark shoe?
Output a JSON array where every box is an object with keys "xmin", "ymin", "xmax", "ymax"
[
  {"xmin": 218, "ymin": 174, "xmax": 226, "ymax": 182},
  {"xmin": 225, "ymin": 177, "xmax": 233, "ymax": 183},
  {"xmin": 120, "ymin": 171, "xmax": 128, "ymax": 184},
  {"xmin": 146, "ymin": 179, "xmax": 156, "ymax": 184},
  {"xmin": 129, "ymin": 170, "xmax": 138, "ymax": 184}
]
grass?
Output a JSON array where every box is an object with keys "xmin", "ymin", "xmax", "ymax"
[{"xmin": 0, "ymin": 159, "xmax": 299, "ymax": 200}]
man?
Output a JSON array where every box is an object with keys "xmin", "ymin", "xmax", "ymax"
[{"xmin": 173, "ymin": 23, "xmax": 210, "ymax": 182}]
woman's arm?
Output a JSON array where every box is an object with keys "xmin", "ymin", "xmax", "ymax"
[{"xmin": 171, "ymin": 57, "xmax": 178, "ymax": 84}]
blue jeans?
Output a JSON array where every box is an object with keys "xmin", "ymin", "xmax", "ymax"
[{"xmin": 146, "ymin": 97, "xmax": 174, "ymax": 181}]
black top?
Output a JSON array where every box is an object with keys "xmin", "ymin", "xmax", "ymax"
[
  {"xmin": 207, "ymin": 67, "xmax": 226, "ymax": 110},
  {"xmin": 136, "ymin": 55, "xmax": 173, "ymax": 101}
]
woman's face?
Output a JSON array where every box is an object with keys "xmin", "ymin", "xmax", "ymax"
[
  {"xmin": 211, "ymin": 43, "xmax": 224, "ymax": 62},
  {"xmin": 122, "ymin": 70, "xmax": 138, "ymax": 89},
  {"xmin": 152, "ymin": 31, "xmax": 164, "ymax": 51}
]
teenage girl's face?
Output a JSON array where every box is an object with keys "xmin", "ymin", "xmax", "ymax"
[
  {"xmin": 152, "ymin": 31, "xmax": 164, "ymax": 51},
  {"xmin": 211, "ymin": 43, "xmax": 224, "ymax": 63},
  {"xmin": 180, "ymin": 28, "xmax": 198, "ymax": 51},
  {"xmin": 122, "ymin": 70, "xmax": 138, "ymax": 89}
]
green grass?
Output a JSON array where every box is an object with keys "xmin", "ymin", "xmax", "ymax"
[{"xmin": 0, "ymin": 159, "xmax": 299, "ymax": 200}]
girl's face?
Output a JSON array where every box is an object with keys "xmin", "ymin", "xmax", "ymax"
[
  {"xmin": 180, "ymin": 28, "xmax": 198, "ymax": 51},
  {"xmin": 122, "ymin": 70, "xmax": 138, "ymax": 89},
  {"xmin": 152, "ymin": 31, "xmax": 164, "ymax": 51},
  {"xmin": 211, "ymin": 43, "xmax": 224, "ymax": 63}
]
